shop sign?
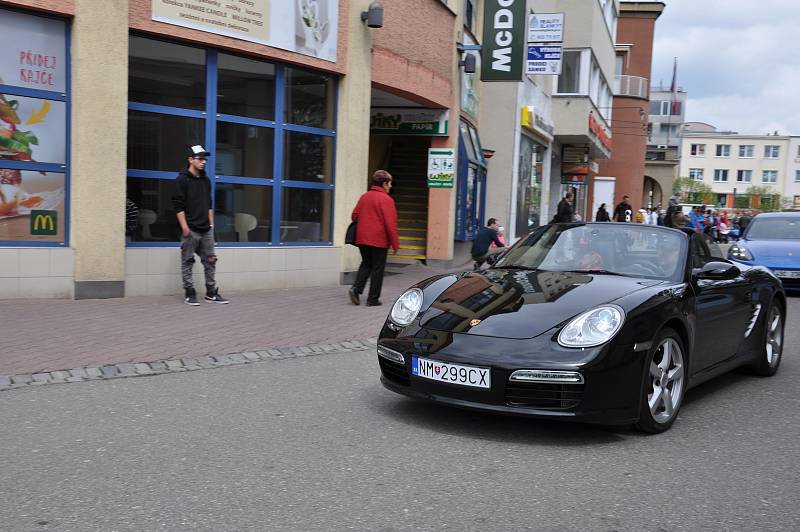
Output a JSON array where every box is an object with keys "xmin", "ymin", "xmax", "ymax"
[
  {"xmin": 370, "ymin": 109, "xmax": 449, "ymax": 136},
  {"xmin": 151, "ymin": 0, "xmax": 339, "ymax": 63},
  {"xmin": 481, "ymin": 0, "xmax": 526, "ymax": 82},
  {"xmin": 427, "ymin": 148, "xmax": 455, "ymax": 188},
  {"xmin": 0, "ymin": 9, "xmax": 67, "ymax": 92},
  {"xmin": 562, "ymin": 174, "xmax": 587, "ymax": 185},
  {"xmin": 525, "ymin": 45, "xmax": 561, "ymax": 75},
  {"xmin": 588, "ymin": 113, "xmax": 613, "ymax": 152},
  {"xmin": 30, "ymin": 210, "xmax": 57, "ymax": 236},
  {"xmin": 528, "ymin": 13, "xmax": 564, "ymax": 43}
]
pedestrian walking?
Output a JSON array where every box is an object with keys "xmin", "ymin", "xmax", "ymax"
[
  {"xmin": 664, "ymin": 197, "xmax": 678, "ymax": 228},
  {"xmin": 595, "ymin": 203, "xmax": 610, "ymax": 221},
  {"xmin": 614, "ymin": 195, "xmax": 633, "ymax": 222},
  {"xmin": 172, "ymin": 145, "xmax": 228, "ymax": 306},
  {"xmin": 671, "ymin": 206, "xmax": 689, "ymax": 228},
  {"xmin": 348, "ymin": 170, "xmax": 400, "ymax": 307},
  {"xmin": 471, "ymin": 217, "xmax": 506, "ymax": 270},
  {"xmin": 739, "ymin": 210, "xmax": 752, "ymax": 234},
  {"xmin": 551, "ymin": 192, "xmax": 574, "ymax": 223}
]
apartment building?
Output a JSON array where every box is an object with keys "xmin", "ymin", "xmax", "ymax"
[
  {"xmin": 644, "ymin": 84, "xmax": 687, "ymax": 206},
  {"xmin": 786, "ymin": 137, "xmax": 800, "ymax": 208},
  {"xmin": 679, "ymin": 127, "xmax": 790, "ymax": 207}
]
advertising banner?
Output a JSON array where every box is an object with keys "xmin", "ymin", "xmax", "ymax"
[
  {"xmin": 481, "ymin": 0, "xmax": 526, "ymax": 81},
  {"xmin": 525, "ymin": 45, "xmax": 562, "ymax": 75},
  {"xmin": 527, "ymin": 13, "xmax": 564, "ymax": 43},
  {"xmin": 427, "ymin": 149, "xmax": 455, "ymax": 189},
  {"xmin": 0, "ymin": 8, "xmax": 67, "ymax": 92},
  {"xmin": 370, "ymin": 109, "xmax": 449, "ymax": 136},
  {"xmin": 152, "ymin": 0, "xmax": 339, "ymax": 62}
]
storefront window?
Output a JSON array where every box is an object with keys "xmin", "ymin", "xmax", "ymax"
[
  {"xmin": 217, "ymin": 53, "xmax": 276, "ymax": 120},
  {"xmin": 515, "ymin": 136, "xmax": 542, "ymax": 238},
  {"xmin": 126, "ymin": 36, "xmax": 337, "ymax": 246},
  {"xmin": 0, "ymin": 8, "xmax": 69, "ymax": 246},
  {"xmin": 284, "ymin": 67, "xmax": 334, "ymax": 129},
  {"xmin": 456, "ymin": 120, "xmax": 486, "ymax": 241},
  {"xmin": 126, "ymin": 177, "xmax": 182, "ymax": 242},
  {"xmin": 215, "ymin": 122, "xmax": 275, "ymax": 178},
  {"xmin": 129, "ymin": 36, "xmax": 206, "ymax": 110},
  {"xmin": 127, "ymin": 111, "xmax": 204, "ymax": 171},
  {"xmin": 283, "ymin": 131, "xmax": 333, "ymax": 184},
  {"xmin": 281, "ymin": 188, "xmax": 332, "ymax": 243},
  {"xmin": 214, "ymin": 183, "xmax": 273, "ymax": 243}
]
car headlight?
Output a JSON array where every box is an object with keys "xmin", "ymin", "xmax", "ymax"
[
  {"xmin": 558, "ymin": 305, "xmax": 624, "ymax": 348},
  {"xmin": 729, "ymin": 245, "xmax": 753, "ymax": 261},
  {"xmin": 390, "ymin": 288, "xmax": 424, "ymax": 327}
]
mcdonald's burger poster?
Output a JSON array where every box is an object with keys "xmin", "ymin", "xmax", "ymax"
[{"xmin": 0, "ymin": 9, "xmax": 67, "ymax": 241}]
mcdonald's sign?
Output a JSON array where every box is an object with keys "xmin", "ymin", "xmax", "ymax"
[{"xmin": 30, "ymin": 210, "xmax": 57, "ymax": 236}]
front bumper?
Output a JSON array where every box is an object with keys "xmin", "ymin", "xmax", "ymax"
[{"xmin": 377, "ymin": 330, "xmax": 646, "ymax": 425}]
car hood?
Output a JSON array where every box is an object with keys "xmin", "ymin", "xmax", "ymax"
[
  {"xmin": 740, "ymin": 239, "xmax": 800, "ymax": 266},
  {"xmin": 418, "ymin": 269, "xmax": 663, "ymax": 339}
]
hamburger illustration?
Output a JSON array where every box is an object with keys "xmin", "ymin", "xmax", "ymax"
[{"xmin": 0, "ymin": 90, "xmax": 44, "ymax": 215}]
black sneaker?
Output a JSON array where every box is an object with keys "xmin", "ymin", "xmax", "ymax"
[
  {"xmin": 365, "ymin": 300, "xmax": 382, "ymax": 307},
  {"xmin": 184, "ymin": 289, "xmax": 200, "ymax": 306},
  {"xmin": 204, "ymin": 290, "xmax": 229, "ymax": 304},
  {"xmin": 348, "ymin": 287, "xmax": 360, "ymax": 306}
]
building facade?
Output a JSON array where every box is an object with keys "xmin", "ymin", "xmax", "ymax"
[
  {"xmin": 0, "ymin": 0, "xmax": 474, "ymax": 299},
  {"xmin": 537, "ymin": 0, "xmax": 618, "ymax": 223},
  {"xmin": 596, "ymin": 1, "xmax": 663, "ymax": 217},
  {"xmin": 785, "ymin": 137, "xmax": 800, "ymax": 209},
  {"xmin": 679, "ymin": 127, "xmax": 790, "ymax": 207},
  {"xmin": 644, "ymin": 83, "xmax": 686, "ymax": 207}
]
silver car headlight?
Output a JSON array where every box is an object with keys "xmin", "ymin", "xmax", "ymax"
[
  {"xmin": 558, "ymin": 305, "xmax": 625, "ymax": 348},
  {"xmin": 729, "ymin": 244, "xmax": 753, "ymax": 261},
  {"xmin": 390, "ymin": 288, "xmax": 424, "ymax": 327}
]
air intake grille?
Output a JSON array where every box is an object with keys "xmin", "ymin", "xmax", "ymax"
[
  {"xmin": 505, "ymin": 382, "xmax": 584, "ymax": 410},
  {"xmin": 378, "ymin": 357, "xmax": 410, "ymax": 386}
]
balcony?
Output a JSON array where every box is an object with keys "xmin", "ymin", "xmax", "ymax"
[{"xmin": 614, "ymin": 75, "xmax": 649, "ymax": 99}]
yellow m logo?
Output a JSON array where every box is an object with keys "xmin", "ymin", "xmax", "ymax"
[
  {"xmin": 30, "ymin": 210, "xmax": 57, "ymax": 235},
  {"xmin": 33, "ymin": 214, "xmax": 54, "ymax": 232}
]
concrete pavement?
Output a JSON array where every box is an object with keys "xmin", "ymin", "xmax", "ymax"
[{"xmin": 0, "ymin": 262, "xmax": 465, "ymax": 378}]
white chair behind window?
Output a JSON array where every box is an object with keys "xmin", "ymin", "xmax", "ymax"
[
  {"xmin": 139, "ymin": 209, "xmax": 157, "ymax": 240},
  {"xmin": 234, "ymin": 212, "xmax": 257, "ymax": 242}
]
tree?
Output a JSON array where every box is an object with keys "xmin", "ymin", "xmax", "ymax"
[
  {"xmin": 744, "ymin": 186, "xmax": 782, "ymax": 212},
  {"xmin": 672, "ymin": 176, "xmax": 713, "ymax": 204}
]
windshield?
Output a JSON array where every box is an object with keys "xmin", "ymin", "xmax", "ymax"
[
  {"xmin": 495, "ymin": 224, "xmax": 687, "ymax": 281},
  {"xmin": 746, "ymin": 218, "xmax": 800, "ymax": 240}
]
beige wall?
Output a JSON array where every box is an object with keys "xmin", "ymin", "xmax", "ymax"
[
  {"xmin": 679, "ymin": 135, "xmax": 790, "ymax": 194},
  {"xmin": 336, "ymin": 0, "xmax": 374, "ymax": 273},
  {"xmin": 70, "ymin": 0, "xmax": 128, "ymax": 290}
]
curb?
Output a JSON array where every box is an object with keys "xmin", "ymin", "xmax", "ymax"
[{"xmin": 0, "ymin": 337, "xmax": 379, "ymax": 392}]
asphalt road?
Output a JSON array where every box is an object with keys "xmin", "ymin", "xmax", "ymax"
[{"xmin": 2, "ymin": 301, "xmax": 800, "ymax": 531}]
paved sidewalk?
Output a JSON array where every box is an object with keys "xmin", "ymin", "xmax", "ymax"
[{"xmin": 1, "ymin": 262, "xmax": 466, "ymax": 376}]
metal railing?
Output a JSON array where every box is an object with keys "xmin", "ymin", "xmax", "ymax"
[{"xmin": 614, "ymin": 75, "xmax": 649, "ymax": 99}]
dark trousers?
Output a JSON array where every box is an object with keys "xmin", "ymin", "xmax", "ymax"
[{"xmin": 353, "ymin": 245, "xmax": 388, "ymax": 304}]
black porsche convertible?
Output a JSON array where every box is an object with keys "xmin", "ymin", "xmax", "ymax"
[{"xmin": 377, "ymin": 223, "xmax": 786, "ymax": 433}]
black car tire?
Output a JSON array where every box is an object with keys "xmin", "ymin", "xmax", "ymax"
[
  {"xmin": 748, "ymin": 298, "xmax": 784, "ymax": 377},
  {"xmin": 635, "ymin": 327, "xmax": 687, "ymax": 434}
]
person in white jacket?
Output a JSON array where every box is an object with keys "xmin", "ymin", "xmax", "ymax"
[{"xmin": 645, "ymin": 207, "xmax": 658, "ymax": 225}]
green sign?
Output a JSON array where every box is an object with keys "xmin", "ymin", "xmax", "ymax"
[
  {"xmin": 427, "ymin": 148, "xmax": 455, "ymax": 188},
  {"xmin": 481, "ymin": 0, "xmax": 526, "ymax": 82},
  {"xmin": 370, "ymin": 109, "xmax": 449, "ymax": 136},
  {"xmin": 30, "ymin": 210, "xmax": 57, "ymax": 235}
]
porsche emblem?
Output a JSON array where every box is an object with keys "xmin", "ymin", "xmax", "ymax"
[{"xmin": 470, "ymin": 319, "xmax": 482, "ymax": 327}]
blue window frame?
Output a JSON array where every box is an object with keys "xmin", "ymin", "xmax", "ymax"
[
  {"xmin": 455, "ymin": 120, "xmax": 486, "ymax": 241},
  {"xmin": 0, "ymin": 8, "xmax": 70, "ymax": 247},
  {"xmin": 126, "ymin": 35, "xmax": 337, "ymax": 247}
]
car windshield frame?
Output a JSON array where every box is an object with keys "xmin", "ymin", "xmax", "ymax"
[
  {"xmin": 494, "ymin": 223, "xmax": 688, "ymax": 282},
  {"xmin": 745, "ymin": 217, "xmax": 800, "ymax": 240}
]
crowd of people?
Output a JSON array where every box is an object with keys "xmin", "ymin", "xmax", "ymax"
[{"xmin": 589, "ymin": 194, "xmax": 755, "ymax": 243}]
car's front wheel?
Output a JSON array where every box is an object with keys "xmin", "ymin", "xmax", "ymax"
[
  {"xmin": 749, "ymin": 299, "xmax": 784, "ymax": 377},
  {"xmin": 635, "ymin": 328, "xmax": 686, "ymax": 434}
]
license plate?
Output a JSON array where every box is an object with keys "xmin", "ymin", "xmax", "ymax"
[
  {"xmin": 411, "ymin": 356, "xmax": 490, "ymax": 389},
  {"xmin": 774, "ymin": 270, "xmax": 800, "ymax": 279}
]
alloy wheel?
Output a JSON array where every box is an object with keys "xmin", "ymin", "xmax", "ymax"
[
  {"xmin": 648, "ymin": 337, "xmax": 685, "ymax": 424},
  {"xmin": 765, "ymin": 305, "xmax": 783, "ymax": 367}
]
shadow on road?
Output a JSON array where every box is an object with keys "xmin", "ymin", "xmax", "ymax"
[{"xmin": 366, "ymin": 388, "xmax": 628, "ymax": 445}]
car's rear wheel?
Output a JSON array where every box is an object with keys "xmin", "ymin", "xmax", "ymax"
[
  {"xmin": 749, "ymin": 299, "xmax": 783, "ymax": 377},
  {"xmin": 635, "ymin": 328, "xmax": 686, "ymax": 434}
]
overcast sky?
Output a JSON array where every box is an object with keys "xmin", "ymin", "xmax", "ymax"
[{"xmin": 650, "ymin": 0, "xmax": 800, "ymax": 136}]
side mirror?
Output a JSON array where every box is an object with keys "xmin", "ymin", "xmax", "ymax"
[{"xmin": 694, "ymin": 261, "xmax": 741, "ymax": 280}]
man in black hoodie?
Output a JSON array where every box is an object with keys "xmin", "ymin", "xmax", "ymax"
[
  {"xmin": 613, "ymin": 195, "xmax": 633, "ymax": 222},
  {"xmin": 172, "ymin": 145, "xmax": 228, "ymax": 306}
]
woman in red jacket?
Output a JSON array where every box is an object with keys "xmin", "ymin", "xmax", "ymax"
[{"xmin": 348, "ymin": 170, "xmax": 400, "ymax": 306}]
